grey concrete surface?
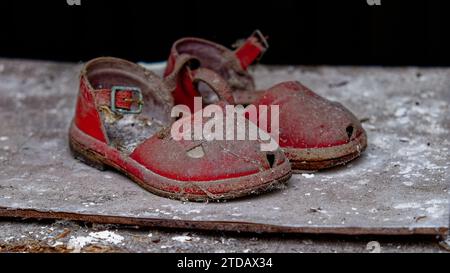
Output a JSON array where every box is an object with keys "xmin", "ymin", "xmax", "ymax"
[
  {"xmin": 0, "ymin": 59, "xmax": 449, "ymax": 252},
  {"xmin": 0, "ymin": 220, "xmax": 447, "ymax": 253}
]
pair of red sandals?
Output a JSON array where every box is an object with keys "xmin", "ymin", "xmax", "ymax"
[{"xmin": 69, "ymin": 31, "xmax": 367, "ymax": 201}]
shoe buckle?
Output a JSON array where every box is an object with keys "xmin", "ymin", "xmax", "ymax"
[{"xmin": 110, "ymin": 86, "xmax": 143, "ymax": 114}]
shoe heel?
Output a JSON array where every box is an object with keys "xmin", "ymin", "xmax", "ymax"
[{"xmin": 69, "ymin": 137, "xmax": 107, "ymax": 171}]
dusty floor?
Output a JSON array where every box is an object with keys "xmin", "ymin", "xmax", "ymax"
[
  {"xmin": 0, "ymin": 220, "xmax": 448, "ymax": 253},
  {"xmin": 0, "ymin": 59, "xmax": 449, "ymax": 252}
]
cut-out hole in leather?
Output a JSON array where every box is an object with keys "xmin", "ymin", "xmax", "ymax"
[
  {"xmin": 187, "ymin": 145, "xmax": 205, "ymax": 159},
  {"xmin": 346, "ymin": 125, "xmax": 354, "ymax": 140},
  {"xmin": 266, "ymin": 153, "xmax": 275, "ymax": 168}
]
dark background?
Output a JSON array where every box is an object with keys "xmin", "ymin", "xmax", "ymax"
[{"xmin": 0, "ymin": 0, "xmax": 449, "ymax": 66}]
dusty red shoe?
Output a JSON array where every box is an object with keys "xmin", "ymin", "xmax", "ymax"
[
  {"xmin": 69, "ymin": 57, "xmax": 291, "ymax": 201},
  {"xmin": 164, "ymin": 31, "xmax": 367, "ymax": 171}
]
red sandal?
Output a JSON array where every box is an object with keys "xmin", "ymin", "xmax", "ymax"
[
  {"xmin": 164, "ymin": 31, "xmax": 367, "ymax": 171},
  {"xmin": 69, "ymin": 57, "xmax": 291, "ymax": 201}
]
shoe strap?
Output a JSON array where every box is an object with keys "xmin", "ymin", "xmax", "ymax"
[
  {"xmin": 234, "ymin": 30, "xmax": 269, "ymax": 70},
  {"xmin": 164, "ymin": 53, "xmax": 197, "ymax": 91},
  {"xmin": 94, "ymin": 87, "xmax": 143, "ymax": 115},
  {"xmin": 191, "ymin": 68, "xmax": 235, "ymax": 104},
  {"xmin": 164, "ymin": 53, "xmax": 235, "ymax": 105}
]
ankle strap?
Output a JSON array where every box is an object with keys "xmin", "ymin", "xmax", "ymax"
[
  {"xmin": 234, "ymin": 30, "xmax": 269, "ymax": 70},
  {"xmin": 191, "ymin": 68, "xmax": 235, "ymax": 104}
]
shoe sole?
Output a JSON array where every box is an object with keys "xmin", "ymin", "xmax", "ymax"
[{"xmin": 283, "ymin": 132, "xmax": 368, "ymax": 172}]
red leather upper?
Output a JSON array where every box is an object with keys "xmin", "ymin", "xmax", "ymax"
[
  {"xmin": 130, "ymin": 133, "xmax": 278, "ymax": 182},
  {"xmin": 74, "ymin": 77, "xmax": 108, "ymax": 143}
]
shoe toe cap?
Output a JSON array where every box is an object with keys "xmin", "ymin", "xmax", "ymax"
[{"xmin": 258, "ymin": 81, "xmax": 366, "ymax": 149}]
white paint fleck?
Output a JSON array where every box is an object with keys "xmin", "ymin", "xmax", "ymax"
[
  {"xmin": 68, "ymin": 231, "xmax": 124, "ymax": 252},
  {"xmin": 172, "ymin": 235, "xmax": 193, "ymax": 243},
  {"xmin": 302, "ymin": 174, "xmax": 315, "ymax": 179},
  {"xmin": 68, "ymin": 236, "xmax": 96, "ymax": 251},
  {"xmin": 394, "ymin": 108, "xmax": 407, "ymax": 117},
  {"xmin": 394, "ymin": 202, "xmax": 422, "ymax": 209},
  {"xmin": 403, "ymin": 181, "xmax": 414, "ymax": 187},
  {"xmin": 89, "ymin": 231, "xmax": 124, "ymax": 245},
  {"xmin": 425, "ymin": 199, "xmax": 447, "ymax": 205},
  {"xmin": 425, "ymin": 206, "xmax": 441, "ymax": 215},
  {"xmin": 51, "ymin": 241, "xmax": 64, "ymax": 247},
  {"xmin": 399, "ymin": 165, "xmax": 412, "ymax": 175},
  {"xmin": 187, "ymin": 209, "xmax": 201, "ymax": 214},
  {"xmin": 0, "ymin": 136, "xmax": 9, "ymax": 141}
]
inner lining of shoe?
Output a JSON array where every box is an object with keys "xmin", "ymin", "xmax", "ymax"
[
  {"xmin": 86, "ymin": 59, "xmax": 172, "ymax": 154},
  {"xmin": 176, "ymin": 40, "xmax": 229, "ymax": 74},
  {"xmin": 195, "ymin": 81, "xmax": 220, "ymax": 104}
]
